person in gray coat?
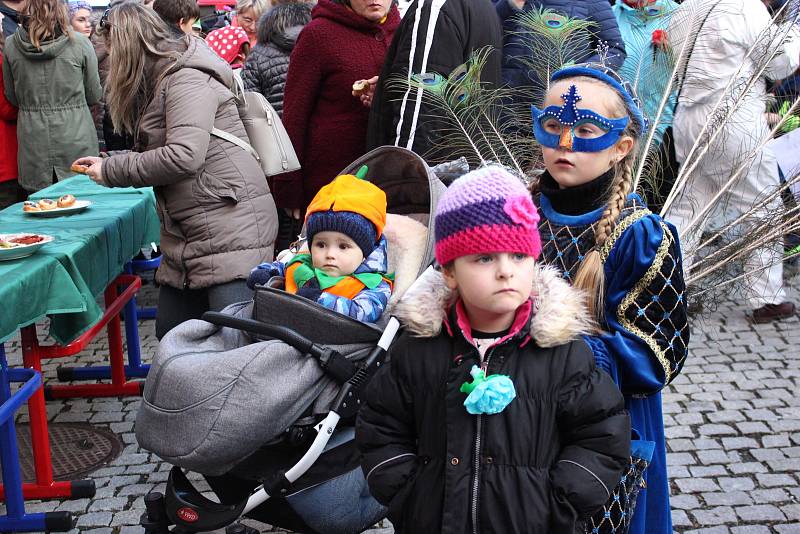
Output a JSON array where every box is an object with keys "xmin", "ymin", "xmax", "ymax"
[
  {"xmin": 3, "ymin": 0, "xmax": 101, "ymax": 192},
  {"xmin": 74, "ymin": 3, "xmax": 279, "ymax": 340},
  {"xmin": 241, "ymin": 2, "xmax": 311, "ymax": 117}
]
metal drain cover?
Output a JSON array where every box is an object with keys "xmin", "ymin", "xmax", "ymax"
[{"xmin": 3, "ymin": 423, "xmax": 123, "ymax": 482}]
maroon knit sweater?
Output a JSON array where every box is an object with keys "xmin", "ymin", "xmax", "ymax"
[{"xmin": 274, "ymin": 0, "xmax": 399, "ymax": 210}]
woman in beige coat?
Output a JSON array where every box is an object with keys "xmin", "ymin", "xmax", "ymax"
[{"xmin": 75, "ymin": 3, "xmax": 278, "ymax": 339}]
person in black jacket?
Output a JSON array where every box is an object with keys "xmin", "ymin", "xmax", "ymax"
[
  {"xmin": 356, "ymin": 166, "xmax": 630, "ymax": 533},
  {"xmin": 241, "ymin": 2, "xmax": 311, "ymax": 118},
  {"xmin": 365, "ymin": 0, "xmax": 502, "ymax": 165}
]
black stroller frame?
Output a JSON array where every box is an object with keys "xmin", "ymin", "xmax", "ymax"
[{"xmin": 140, "ymin": 313, "xmax": 401, "ymax": 534}]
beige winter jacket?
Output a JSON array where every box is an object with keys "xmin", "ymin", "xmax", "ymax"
[{"xmin": 103, "ymin": 36, "xmax": 278, "ymax": 290}]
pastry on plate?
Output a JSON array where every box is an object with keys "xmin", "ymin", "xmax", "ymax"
[
  {"xmin": 22, "ymin": 201, "xmax": 40, "ymax": 212},
  {"xmin": 37, "ymin": 199, "xmax": 57, "ymax": 210},
  {"xmin": 57, "ymin": 194, "xmax": 76, "ymax": 208}
]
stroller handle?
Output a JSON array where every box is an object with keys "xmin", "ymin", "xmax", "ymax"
[{"xmin": 201, "ymin": 312, "xmax": 314, "ymax": 354}]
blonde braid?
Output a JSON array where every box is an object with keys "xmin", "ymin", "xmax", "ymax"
[{"xmin": 573, "ymin": 159, "xmax": 634, "ymax": 322}]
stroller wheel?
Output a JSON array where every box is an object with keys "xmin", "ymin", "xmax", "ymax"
[{"xmin": 225, "ymin": 523, "xmax": 259, "ymax": 534}]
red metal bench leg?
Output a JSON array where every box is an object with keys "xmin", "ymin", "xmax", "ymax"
[
  {"xmin": 44, "ymin": 274, "xmax": 144, "ymax": 399},
  {"xmin": 1, "ymin": 327, "xmax": 96, "ymax": 501}
]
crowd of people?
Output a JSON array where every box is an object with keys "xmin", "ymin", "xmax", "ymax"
[{"xmin": 1, "ymin": 0, "xmax": 798, "ymax": 532}]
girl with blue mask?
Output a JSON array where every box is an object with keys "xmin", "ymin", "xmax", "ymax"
[{"xmin": 532, "ymin": 65, "xmax": 689, "ymax": 534}]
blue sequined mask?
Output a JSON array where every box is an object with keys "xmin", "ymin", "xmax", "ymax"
[{"xmin": 532, "ymin": 84, "xmax": 630, "ymax": 153}]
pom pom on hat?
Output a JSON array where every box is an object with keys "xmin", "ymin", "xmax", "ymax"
[
  {"xmin": 305, "ymin": 173, "xmax": 387, "ymax": 258},
  {"xmin": 434, "ymin": 165, "xmax": 541, "ymax": 266}
]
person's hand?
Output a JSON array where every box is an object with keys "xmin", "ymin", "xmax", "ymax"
[
  {"xmin": 353, "ymin": 76, "xmax": 379, "ymax": 107},
  {"xmin": 766, "ymin": 112, "xmax": 782, "ymax": 129},
  {"xmin": 283, "ymin": 207, "xmax": 302, "ymax": 219},
  {"xmin": 72, "ymin": 156, "xmax": 105, "ymax": 185},
  {"xmin": 509, "ymin": 0, "xmax": 525, "ymax": 9}
]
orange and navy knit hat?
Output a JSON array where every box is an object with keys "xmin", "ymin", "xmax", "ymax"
[{"xmin": 305, "ymin": 173, "xmax": 387, "ymax": 258}]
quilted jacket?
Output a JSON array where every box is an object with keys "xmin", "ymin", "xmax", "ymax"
[{"xmin": 103, "ymin": 37, "xmax": 278, "ymax": 290}]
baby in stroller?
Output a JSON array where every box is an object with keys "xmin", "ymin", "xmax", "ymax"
[
  {"xmin": 247, "ymin": 171, "xmax": 393, "ymax": 324},
  {"xmin": 136, "ymin": 147, "xmax": 444, "ymax": 534}
]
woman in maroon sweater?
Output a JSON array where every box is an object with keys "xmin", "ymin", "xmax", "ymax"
[{"xmin": 277, "ymin": 0, "xmax": 399, "ymax": 219}]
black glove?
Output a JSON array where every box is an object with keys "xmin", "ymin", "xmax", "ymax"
[{"xmin": 296, "ymin": 277, "xmax": 323, "ymax": 301}]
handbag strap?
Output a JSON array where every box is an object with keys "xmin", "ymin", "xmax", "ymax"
[{"xmin": 210, "ymin": 127, "xmax": 261, "ymax": 162}]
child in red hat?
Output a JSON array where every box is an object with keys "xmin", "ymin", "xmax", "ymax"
[{"xmin": 205, "ymin": 26, "xmax": 250, "ymax": 69}]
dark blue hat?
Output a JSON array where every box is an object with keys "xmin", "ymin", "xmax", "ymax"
[{"xmin": 306, "ymin": 210, "xmax": 377, "ymax": 258}]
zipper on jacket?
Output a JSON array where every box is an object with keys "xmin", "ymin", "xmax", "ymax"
[{"xmin": 471, "ymin": 346, "xmax": 496, "ymax": 534}]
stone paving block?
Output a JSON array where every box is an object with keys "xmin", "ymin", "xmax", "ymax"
[
  {"xmin": 694, "ymin": 438, "xmax": 723, "ymax": 450},
  {"xmin": 668, "ymin": 452, "xmax": 697, "ymax": 466},
  {"xmin": 775, "ymin": 525, "xmax": 800, "ymax": 534},
  {"xmin": 721, "ymin": 437, "xmax": 758, "ymax": 449},
  {"xmin": 690, "ymin": 505, "xmax": 738, "ymax": 526},
  {"xmin": 716, "ymin": 476, "xmax": 756, "ymax": 492},
  {"xmin": 755, "ymin": 473, "xmax": 797, "ymax": 487},
  {"xmin": 698, "ymin": 424, "xmax": 737, "ymax": 436},
  {"xmin": 749, "ymin": 488, "xmax": 790, "ymax": 504},
  {"xmin": 735, "ymin": 422, "xmax": 771, "ymax": 434},
  {"xmin": 750, "ymin": 447, "xmax": 787, "ymax": 461},
  {"xmin": 689, "ymin": 465, "xmax": 728, "ymax": 477},
  {"xmin": 735, "ymin": 504, "xmax": 786, "ymax": 522},
  {"xmin": 54, "ymin": 498, "xmax": 91, "ymax": 513},
  {"xmin": 676, "ymin": 478, "xmax": 721, "ymax": 493},
  {"xmin": 669, "ymin": 438, "xmax": 695, "ymax": 452},
  {"xmin": 89, "ymin": 497, "xmax": 129, "ymax": 512},
  {"xmin": 729, "ymin": 462, "xmax": 768, "ymax": 474},
  {"xmin": 701, "ymin": 491, "xmax": 752, "ymax": 506},
  {"xmin": 111, "ymin": 509, "xmax": 143, "ymax": 527},
  {"xmin": 730, "ymin": 526, "xmax": 771, "ymax": 534},
  {"xmin": 672, "ymin": 509, "xmax": 693, "ymax": 527},
  {"xmin": 76, "ymin": 511, "xmax": 113, "ymax": 528},
  {"xmin": 785, "ymin": 504, "xmax": 800, "ymax": 521},
  {"xmin": 697, "ymin": 450, "xmax": 741, "ymax": 465}
]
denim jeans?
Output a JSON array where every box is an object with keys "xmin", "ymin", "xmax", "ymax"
[{"xmin": 286, "ymin": 428, "xmax": 387, "ymax": 534}]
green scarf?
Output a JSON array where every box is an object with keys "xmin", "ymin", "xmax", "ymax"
[{"xmin": 288, "ymin": 254, "xmax": 392, "ymax": 290}]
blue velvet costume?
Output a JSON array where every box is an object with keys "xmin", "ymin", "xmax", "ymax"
[{"xmin": 537, "ymin": 192, "xmax": 689, "ymax": 534}]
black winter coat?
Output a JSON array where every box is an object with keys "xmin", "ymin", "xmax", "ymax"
[
  {"xmin": 365, "ymin": 0, "xmax": 502, "ymax": 164},
  {"xmin": 241, "ymin": 26, "xmax": 302, "ymax": 117},
  {"xmin": 356, "ymin": 266, "xmax": 631, "ymax": 534}
]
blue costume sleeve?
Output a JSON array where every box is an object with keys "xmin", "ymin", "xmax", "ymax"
[
  {"xmin": 316, "ymin": 280, "xmax": 393, "ymax": 324},
  {"xmin": 595, "ymin": 214, "xmax": 688, "ymax": 396}
]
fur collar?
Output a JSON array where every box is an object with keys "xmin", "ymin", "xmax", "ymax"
[{"xmin": 392, "ymin": 264, "xmax": 596, "ymax": 348}]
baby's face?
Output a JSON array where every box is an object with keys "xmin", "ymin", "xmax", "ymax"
[{"xmin": 310, "ymin": 231, "xmax": 365, "ymax": 277}]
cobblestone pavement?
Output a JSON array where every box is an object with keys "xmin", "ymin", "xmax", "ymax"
[{"xmin": 2, "ymin": 278, "xmax": 800, "ymax": 533}]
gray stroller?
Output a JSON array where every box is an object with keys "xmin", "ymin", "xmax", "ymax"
[{"xmin": 135, "ymin": 147, "xmax": 445, "ymax": 533}]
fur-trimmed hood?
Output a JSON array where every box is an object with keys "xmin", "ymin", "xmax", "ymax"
[{"xmin": 392, "ymin": 264, "xmax": 596, "ymax": 348}]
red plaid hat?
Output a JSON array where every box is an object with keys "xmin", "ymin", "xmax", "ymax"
[{"xmin": 205, "ymin": 26, "xmax": 249, "ymax": 65}]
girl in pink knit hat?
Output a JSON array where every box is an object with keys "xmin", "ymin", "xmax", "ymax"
[{"xmin": 356, "ymin": 165, "xmax": 630, "ymax": 533}]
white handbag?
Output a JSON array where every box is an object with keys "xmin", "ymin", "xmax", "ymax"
[{"xmin": 211, "ymin": 71, "xmax": 301, "ymax": 177}]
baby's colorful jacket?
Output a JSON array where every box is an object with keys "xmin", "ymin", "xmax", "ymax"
[{"xmin": 248, "ymin": 236, "xmax": 392, "ymax": 323}]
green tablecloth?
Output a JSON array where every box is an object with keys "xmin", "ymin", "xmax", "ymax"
[{"xmin": 0, "ymin": 176, "xmax": 160, "ymax": 344}]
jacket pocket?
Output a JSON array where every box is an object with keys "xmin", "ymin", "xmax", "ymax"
[
  {"xmin": 194, "ymin": 170, "xmax": 239, "ymax": 205},
  {"xmin": 365, "ymin": 452, "xmax": 419, "ymax": 506}
]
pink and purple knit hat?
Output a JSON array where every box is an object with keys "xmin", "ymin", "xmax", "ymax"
[{"xmin": 434, "ymin": 166, "xmax": 542, "ymax": 266}]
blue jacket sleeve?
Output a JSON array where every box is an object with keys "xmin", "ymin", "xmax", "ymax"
[
  {"xmin": 587, "ymin": 0, "xmax": 627, "ymax": 70},
  {"xmin": 595, "ymin": 214, "xmax": 688, "ymax": 396},
  {"xmin": 316, "ymin": 280, "xmax": 392, "ymax": 323}
]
